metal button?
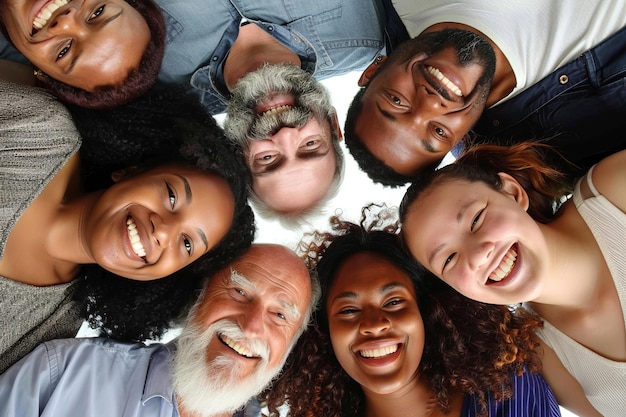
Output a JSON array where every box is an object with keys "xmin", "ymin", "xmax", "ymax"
[{"xmin": 559, "ymin": 74, "xmax": 569, "ymax": 84}]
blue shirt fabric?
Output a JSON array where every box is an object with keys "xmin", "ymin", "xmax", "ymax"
[
  {"xmin": 462, "ymin": 371, "xmax": 562, "ymax": 417},
  {"xmin": 156, "ymin": 0, "xmax": 387, "ymax": 114},
  {"xmin": 0, "ymin": 337, "xmax": 260, "ymax": 417}
]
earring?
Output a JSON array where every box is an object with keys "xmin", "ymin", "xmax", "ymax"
[
  {"xmin": 374, "ymin": 55, "xmax": 384, "ymax": 65},
  {"xmin": 33, "ymin": 69, "xmax": 45, "ymax": 79}
]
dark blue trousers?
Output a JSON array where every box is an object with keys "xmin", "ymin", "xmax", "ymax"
[{"xmin": 473, "ymin": 25, "xmax": 626, "ymax": 176}]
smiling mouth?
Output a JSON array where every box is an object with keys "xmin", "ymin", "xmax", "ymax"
[
  {"xmin": 259, "ymin": 104, "xmax": 292, "ymax": 117},
  {"xmin": 32, "ymin": 0, "xmax": 69, "ymax": 34},
  {"xmin": 487, "ymin": 245, "xmax": 518, "ymax": 284},
  {"xmin": 219, "ymin": 333, "xmax": 260, "ymax": 358},
  {"xmin": 359, "ymin": 344, "xmax": 399, "ymax": 359},
  {"xmin": 126, "ymin": 216, "xmax": 147, "ymax": 262},
  {"xmin": 426, "ymin": 65, "xmax": 463, "ymax": 97}
]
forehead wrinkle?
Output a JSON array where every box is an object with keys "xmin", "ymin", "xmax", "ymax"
[{"xmin": 229, "ymin": 269, "xmax": 256, "ymax": 289}]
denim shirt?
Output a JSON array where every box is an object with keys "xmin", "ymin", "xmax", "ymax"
[
  {"xmin": 156, "ymin": 0, "xmax": 387, "ymax": 114},
  {"xmin": 0, "ymin": 337, "xmax": 265, "ymax": 417}
]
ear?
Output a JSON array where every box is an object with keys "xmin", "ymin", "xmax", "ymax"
[
  {"xmin": 498, "ymin": 172, "xmax": 529, "ymax": 211},
  {"xmin": 110, "ymin": 165, "xmax": 144, "ymax": 183},
  {"xmin": 330, "ymin": 107, "xmax": 343, "ymax": 141},
  {"xmin": 357, "ymin": 55, "xmax": 387, "ymax": 86}
]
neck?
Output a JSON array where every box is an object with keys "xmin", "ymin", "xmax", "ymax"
[
  {"xmin": 531, "ymin": 203, "xmax": 608, "ymax": 311},
  {"xmin": 363, "ymin": 377, "xmax": 459, "ymax": 417},
  {"xmin": 422, "ymin": 22, "xmax": 516, "ymax": 106},
  {"xmin": 46, "ymin": 190, "xmax": 103, "ymax": 265},
  {"xmin": 223, "ymin": 23, "xmax": 301, "ymax": 91}
]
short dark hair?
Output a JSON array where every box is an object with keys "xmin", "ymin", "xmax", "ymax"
[
  {"xmin": 344, "ymin": 88, "xmax": 417, "ymax": 187},
  {"xmin": 37, "ymin": 0, "xmax": 166, "ymax": 110},
  {"xmin": 70, "ymin": 82, "xmax": 256, "ymax": 341}
]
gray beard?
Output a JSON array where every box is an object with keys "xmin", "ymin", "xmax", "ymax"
[
  {"xmin": 171, "ymin": 319, "xmax": 286, "ymax": 417},
  {"xmin": 223, "ymin": 63, "xmax": 334, "ymax": 147}
]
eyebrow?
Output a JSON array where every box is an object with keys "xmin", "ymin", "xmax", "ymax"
[
  {"xmin": 64, "ymin": 10, "xmax": 123, "ymax": 75},
  {"xmin": 175, "ymin": 173, "xmax": 208, "ymax": 251},
  {"xmin": 427, "ymin": 199, "xmax": 475, "ymax": 265},
  {"xmin": 229, "ymin": 269, "xmax": 300, "ymax": 320},
  {"xmin": 331, "ymin": 282, "xmax": 408, "ymax": 302},
  {"xmin": 253, "ymin": 147, "xmax": 330, "ymax": 176}
]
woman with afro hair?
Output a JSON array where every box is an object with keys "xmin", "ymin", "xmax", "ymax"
[
  {"xmin": 262, "ymin": 205, "xmax": 559, "ymax": 417},
  {"xmin": 0, "ymin": 79, "xmax": 255, "ymax": 373}
]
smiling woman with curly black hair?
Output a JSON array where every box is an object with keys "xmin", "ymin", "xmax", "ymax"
[
  {"xmin": 262, "ymin": 205, "xmax": 558, "ymax": 417},
  {"xmin": 0, "ymin": 80, "xmax": 254, "ymax": 372}
]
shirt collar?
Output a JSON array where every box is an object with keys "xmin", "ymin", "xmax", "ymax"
[{"xmin": 141, "ymin": 342, "xmax": 177, "ymax": 407}]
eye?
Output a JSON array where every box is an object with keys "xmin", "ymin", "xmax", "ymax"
[
  {"xmin": 275, "ymin": 311, "xmax": 286, "ymax": 321},
  {"xmin": 182, "ymin": 235, "xmax": 192, "ymax": 255},
  {"xmin": 471, "ymin": 209, "xmax": 485, "ymax": 232},
  {"xmin": 56, "ymin": 40, "xmax": 72, "ymax": 61},
  {"xmin": 165, "ymin": 181, "xmax": 176, "ymax": 208},
  {"xmin": 443, "ymin": 252, "xmax": 456, "ymax": 272},
  {"xmin": 339, "ymin": 307, "xmax": 360, "ymax": 315},
  {"xmin": 302, "ymin": 139, "xmax": 321, "ymax": 149},
  {"xmin": 434, "ymin": 127, "xmax": 446, "ymax": 137},
  {"xmin": 89, "ymin": 5, "xmax": 105, "ymax": 20},
  {"xmin": 254, "ymin": 151, "xmax": 278, "ymax": 165},
  {"xmin": 384, "ymin": 298, "xmax": 403, "ymax": 307}
]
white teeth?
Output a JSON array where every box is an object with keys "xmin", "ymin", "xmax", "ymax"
[
  {"xmin": 32, "ymin": 0, "xmax": 69, "ymax": 31},
  {"xmin": 359, "ymin": 344, "xmax": 398, "ymax": 358},
  {"xmin": 489, "ymin": 246, "xmax": 517, "ymax": 282},
  {"xmin": 220, "ymin": 334, "xmax": 256, "ymax": 358},
  {"xmin": 261, "ymin": 104, "xmax": 292, "ymax": 117},
  {"xmin": 126, "ymin": 217, "xmax": 146, "ymax": 259},
  {"xmin": 426, "ymin": 65, "xmax": 463, "ymax": 97}
]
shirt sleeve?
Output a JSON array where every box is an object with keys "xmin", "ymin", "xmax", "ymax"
[{"xmin": 0, "ymin": 343, "xmax": 57, "ymax": 417}]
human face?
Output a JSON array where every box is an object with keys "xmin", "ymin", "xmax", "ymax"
[
  {"xmin": 83, "ymin": 165, "xmax": 234, "ymax": 280},
  {"xmin": 189, "ymin": 244, "xmax": 310, "ymax": 374},
  {"xmin": 402, "ymin": 175, "xmax": 547, "ymax": 305},
  {"xmin": 327, "ymin": 252, "xmax": 424, "ymax": 396},
  {"xmin": 248, "ymin": 113, "xmax": 337, "ymax": 213},
  {"xmin": 355, "ymin": 29, "xmax": 496, "ymax": 176},
  {"xmin": 2, "ymin": 0, "xmax": 150, "ymax": 91},
  {"xmin": 224, "ymin": 63, "xmax": 339, "ymax": 213}
]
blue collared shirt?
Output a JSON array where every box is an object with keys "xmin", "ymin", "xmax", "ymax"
[
  {"xmin": 0, "ymin": 337, "xmax": 259, "ymax": 417},
  {"xmin": 156, "ymin": 0, "xmax": 387, "ymax": 114}
]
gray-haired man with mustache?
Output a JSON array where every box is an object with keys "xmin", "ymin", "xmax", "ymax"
[{"xmin": 0, "ymin": 244, "xmax": 320, "ymax": 417}]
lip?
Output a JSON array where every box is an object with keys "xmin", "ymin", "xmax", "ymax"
[
  {"xmin": 122, "ymin": 213, "xmax": 149, "ymax": 264},
  {"xmin": 485, "ymin": 243, "xmax": 520, "ymax": 287},
  {"xmin": 416, "ymin": 61, "xmax": 465, "ymax": 103},
  {"xmin": 30, "ymin": 0, "xmax": 71, "ymax": 35},
  {"xmin": 354, "ymin": 341, "xmax": 403, "ymax": 368},
  {"xmin": 218, "ymin": 333, "xmax": 261, "ymax": 360},
  {"xmin": 255, "ymin": 93, "xmax": 295, "ymax": 115}
]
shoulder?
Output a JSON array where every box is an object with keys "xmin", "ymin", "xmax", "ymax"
[
  {"xmin": 589, "ymin": 149, "xmax": 626, "ymax": 212},
  {"xmin": 0, "ymin": 80, "xmax": 81, "ymax": 154}
]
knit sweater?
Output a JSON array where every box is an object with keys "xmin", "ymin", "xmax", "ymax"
[{"xmin": 0, "ymin": 80, "xmax": 83, "ymax": 373}]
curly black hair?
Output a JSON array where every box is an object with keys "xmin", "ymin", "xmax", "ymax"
[
  {"xmin": 68, "ymin": 82, "xmax": 256, "ymax": 341},
  {"xmin": 263, "ymin": 204, "xmax": 542, "ymax": 417}
]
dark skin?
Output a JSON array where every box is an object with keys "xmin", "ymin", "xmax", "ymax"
[{"xmin": 355, "ymin": 23, "xmax": 517, "ymax": 177}]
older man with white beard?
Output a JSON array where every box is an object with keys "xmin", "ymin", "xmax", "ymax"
[
  {"xmin": 0, "ymin": 244, "xmax": 320, "ymax": 417},
  {"xmin": 223, "ymin": 64, "xmax": 343, "ymax": 219}
]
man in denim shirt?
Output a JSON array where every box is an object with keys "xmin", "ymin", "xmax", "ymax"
[
  {"xmin": 0, "ymin": 244, "xmax": 321, "ymax": 417},
  {"xmin": 344, "ymin": 0, "xmax": 626, "ymax": 186},
  {"xmin": 0, "ymin": 0, "xmax": 392, "ymax": 112}
]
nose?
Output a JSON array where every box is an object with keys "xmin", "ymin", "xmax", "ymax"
[
  {"xmin": 239, "ymin": 302, "xmax": 265, "ymax": 338},
  {"xmin": 359, "ymin": 308, "xmax": 390, "ymax": 335},
  {"xmin": 466, "ymin": 240, "xmax": 495, "ymax": 270},
  {"xmin": 269, "ymin": 127, "xmax": 299, "ymax": 154},
  {"xmin": 150, "ymin": 213, "xmax": 177, "ymax": 248},
  {"xmin": 47, "ymin": 7, "xmax": 84, "ymax": 35},
  {"xmin": 414, "ymin": 85, "xmax": 456, "ymax": 117}
]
